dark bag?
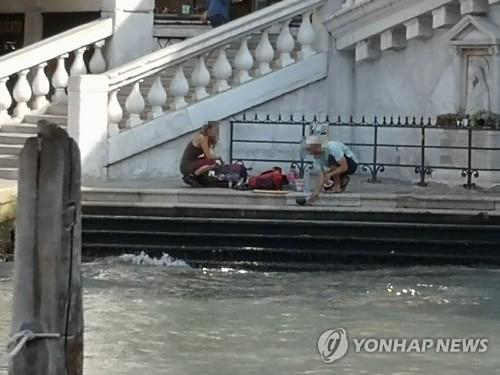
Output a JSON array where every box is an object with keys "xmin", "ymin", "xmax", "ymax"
[
  {"xmin": 248, "ymin": 167, "xmax": 287, "ymax": 190},
  {"xmin": 214, "ymin": 162, "xmax": 248, "ymax": 182},
  {"xmin": 202, "ymin": 162, "xmax": 248, "ymax": 188}
]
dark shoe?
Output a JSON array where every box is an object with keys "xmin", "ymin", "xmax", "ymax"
[
  {"xmin": 183, "ymin": 175, "xmax": 202, "ymax": 188},
  {"xmin": 323, "ymin": 179, "xmax": 335, "ymax": 191},
  {"xmin": 296, "ymin": 197, "xmax": 308, "ymax": 206},
  {"xmin": 233, "ymin": 180, "xmax": 249, "ymax": 191}
]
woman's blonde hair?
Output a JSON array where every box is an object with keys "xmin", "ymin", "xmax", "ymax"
[{"xmin": 202, "ymin": 121, "xmax": 219, "ymax": 147}]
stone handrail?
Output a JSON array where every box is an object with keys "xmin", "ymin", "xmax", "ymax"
[
  {"xmin": 106, "ymin": 0, "xmax": 325, "ymax": 90},
  {"xmin": 0, "ymin": 19, "xmax": 113, "ymax": 80},
  {"xmin": 0, "ymin": 18, "xmax": 114, "ymax": 125},
  {"xmin": 104, "ymin": 0, "xmax": 326, "ymax": 134}
]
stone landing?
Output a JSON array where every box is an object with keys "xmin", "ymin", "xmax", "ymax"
[{"xmin": 82, "ymin": 175, "xmax": 500, "ymax": 215}]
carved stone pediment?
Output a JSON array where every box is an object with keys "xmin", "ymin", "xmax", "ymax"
[{"xmin": 448, "ymin": 15, "xmax": 500, "ymax": 47}]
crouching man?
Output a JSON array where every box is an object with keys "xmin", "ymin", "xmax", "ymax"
[{"xmin": 297, "ymin": 136, "xmax": 358, "ymax": 206}]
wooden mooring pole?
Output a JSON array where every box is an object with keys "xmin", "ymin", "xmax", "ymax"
[{"xmin": 8, "ymin": 122, "xmax": 83, "ymax": 375}]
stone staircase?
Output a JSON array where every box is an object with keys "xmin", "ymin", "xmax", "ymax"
[
  {"xmin": 0, "ymin": 114, "xmax": 67, "ymax": 179},
  {"xmin": 0, "ymin": 0, "xmax": 327, "ymax": 180},
  {"xmin": 0, "ymin": 34, "xmax": 280, "ymax": 180}
]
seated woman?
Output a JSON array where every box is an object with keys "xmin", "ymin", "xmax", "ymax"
[{"xmin": 180, "ymin": 121, "xmax": 221, "ymax": 187}]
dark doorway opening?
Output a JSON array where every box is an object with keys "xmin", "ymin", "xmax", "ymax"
[
  {"xmin": 42, "ymin": 11, "xmax": 100, "ymax": 38},
  {"xmin": 0, "ymin": 13, "xmax": 25, "ymax": 56}
]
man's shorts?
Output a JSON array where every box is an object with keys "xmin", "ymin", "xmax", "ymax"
[{"xmin": 328, "ymin": 154, "xmax": 358, "ymax": 175}]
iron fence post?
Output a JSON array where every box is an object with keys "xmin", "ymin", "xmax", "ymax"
[
  {"xmin": 417, "ymin": 126, "xmax": 427, "ymax": 187},
  {"xmin": 300, "ymin": 121, "xmax": 306, "ymax": 178},
  {"xmin": 229, "ymin": 120, "xmax": 234, "ymax": 164},
  {"xmin": 462, "ymin": 126, "xmax": 477, "ymax": 190},
  {"xmin": 370, "ymin": 120, "xmax": 379, "ymax": 183},
  {"xmin": 467, "ymin": 127, "xmax": 472, "ymax": 189}
]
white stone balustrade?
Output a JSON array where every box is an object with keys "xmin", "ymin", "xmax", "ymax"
[
  {"xmin": 255, "ymin": 29, "xmax": 274, "ymax": 77},
  {"xmin": 104, "ymin": 4, "xmax": 323, "ymax": 135},
  {"xmin": 298, "ymin": 12, "xmax": 315, "ymax": 60},
  {"xmin": 0, "ymin": 78, "xmax": 11, "ymax": 125},
  {"xmin": 148, "ymin": 74, "xmax": 168, "ymax": 118},
  {"xmin": 70, "ymin": 47, "xmax": 88, "ymax": 76},
  {"xmin": 169, "ymin": 65, "xmax": 190, "ymax": 111},
  {"xmin": 191, "ymin": 56, "xmax": 210, "ymax": 101},
  {"xmin": 0, "ymin": 28, "xmax": 111, "ymax": 125},
  {"xmin": 90, "ymin": 41, "xmax": 107, "ymax": 74},
  {"xmin": 212, "ymin": 47, "xmax": 232, "ymax": 93},
  {"xmin": 32, "ymin": 63, "xmax": 50, "ymax": 113},
  {"xmin": 108, "ymin": 90, "xmax": 123, "ymax": 135},
  {"xmin": 234, "ymin": 37, "xmax": 254, "ymax": 85},
  {"xmin": 276, "ymin": 20, "xmax": 296, "ymax": 68},
  {"xmin": 13, "ymin": 70, "xmax": 32, "ymax": 119},
  {"xmin": 125, "ymin": 81, "xmax": 145, "ymax": 128},
  {"xmin": 52, "ymin": 54, "xmax": 70, "ymax": 105}
]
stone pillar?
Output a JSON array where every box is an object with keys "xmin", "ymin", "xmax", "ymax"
[
  {"xmin": 327, "ymin": 41, "xmax": 355, "ymax": 118},
  {"xmin": 68, "ymin": 75, "xmax": 110, "ymax": 181},
  {"xmin": 101, "ymin": 0, "xmax": 155, "ymax": 68},
  {"xmin": 450, "ymin": 47, "xmax": 464, "ymax": 113},
  {"xmin": 24, "ymin": 9, "xmax": 43, "ymax": 46},
  {"xmin": 490, "ymin": 46, "xmax": 500, "ymax": 115}
]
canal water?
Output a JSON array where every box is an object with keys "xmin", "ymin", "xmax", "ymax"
[{"xmin": 1, "ymin": 256, "xmax": 500, "ymax": 374}]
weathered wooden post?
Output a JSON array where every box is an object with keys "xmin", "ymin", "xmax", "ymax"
[{"xmin": 7, "ymin": 121, "xmax": 83, "ymax": 375}]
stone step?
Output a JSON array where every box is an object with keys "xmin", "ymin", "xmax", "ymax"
[
  {"xmin": 0, "ymin": 155, "xmax": 18, "ymax": 168},
  {"xmin": 24, "ymin": 114, "xmax": 67, "ymax": 126},
  {"xmin": 0, "ymin": 133, "xmax": 31, "ymax": 145},
  {"xmin": 0, "ymin": 144, "xmax": 23, "ymax": 155},
  {"xmin": 2, "ymin": 123, "xmax": 38, "ymax": 134},
  {"xmin": 0, "ymin": 168, "xmax": 18, "ymax": 180}
]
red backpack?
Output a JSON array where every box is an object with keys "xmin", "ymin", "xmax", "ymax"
[{"xmin": 248, "ymin": 168, "xmax": 287, "ymax": 190}]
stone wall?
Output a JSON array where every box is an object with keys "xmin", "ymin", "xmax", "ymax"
[
  {"xmin": 351, "ymin": 30, "xmax": 457, "ymax": 118},
  {"xmin": 107, "ymin": 81, "xmax": 328, "ymax": 179}
]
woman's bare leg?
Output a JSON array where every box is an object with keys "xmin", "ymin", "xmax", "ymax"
[
  {"xmin": 333, "ymin": 174, "xmax": 342, "ymax": 192},
  {"xmin": 193, "ymin": 163, "xmax": 217, "ymax": 176}
]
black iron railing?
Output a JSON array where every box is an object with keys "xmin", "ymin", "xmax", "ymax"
[{"xmin": 229, "ymin": 114, "xmax": 500, "ymax": 189}]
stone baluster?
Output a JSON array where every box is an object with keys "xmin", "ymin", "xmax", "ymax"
[
  {"xmin": 125, "ymin": 81, "xmax": 145, "ymax": 128},
  {"xmin": 32, "ymin": 63, "xmax": 50, "ymax": 113},
  {"xmin": 147, "ymin": 74, "xmax": 167, "ymax": 119},
  {"xmin": 169, "ymin": 65, "xmax": 189, "ymax": 111},
  {"xmin": 297, "ymin": 12, "xmax": 316, "ymax": 61},
  {"xmin": 89, "ymin": 41, "xmax": 107, "ymax": 74},
  {"xmin": 0, "ymin": 77, "xmax": 12, "ymax": 125},
  {"xmin": 212, "ymin": 46, "xmax": 232, "ymax": 93},
  {"xmin": 13, "ymin": 69, "xmax": 32, "ymax": 119},
  {"xmin": 191, "ymin": 55, "xmax": 210, "ymax": 101},
  {"xmin": 70, "ymin": 47, "xmax": 88, "ymax": 76},
  {"xmin": 52, "ymin": 54, "xmax": 69, "ymax": 104},
  {"xmin": 108, "ymin": 90, "xmax": 123, "ymax": 136},
  {"xmin": 276, "ymin": 20, "xmax": 296, "ymax": 68},
  {"xmin": 234, "ymin": 37, "xmax": 254, "ymax": 85},
  {"xmin": 255, "ymin": 29, "xmax": 274, "ymax": 77}
]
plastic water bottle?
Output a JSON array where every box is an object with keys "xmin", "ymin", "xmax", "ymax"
[
  {"xmin": 287, "ymin": 164, "xmax": 297, "ymax": 188},
  {"xmin": 304, "ymin": 167, "xmax": 311, "ymax": 192}
]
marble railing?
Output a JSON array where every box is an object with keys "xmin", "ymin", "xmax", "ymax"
[
  {"xmin": 105, "ymin": 0, "xmax": 325, "ymax": 135},
  {"xmin": 0, "ymin": 18, "xmax": 114, "ymax": 125}
]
